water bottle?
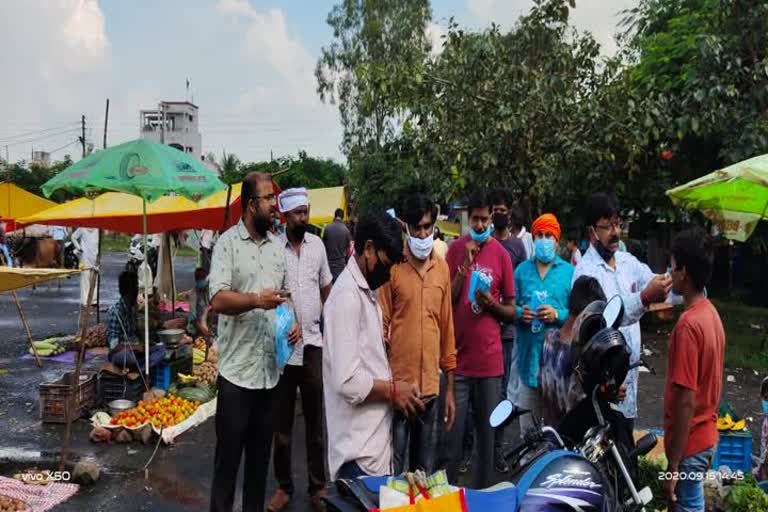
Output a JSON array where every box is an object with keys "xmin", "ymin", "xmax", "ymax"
[{"xmin": 531, "ymin": 293, "xmax": 542, "ymax": 334}]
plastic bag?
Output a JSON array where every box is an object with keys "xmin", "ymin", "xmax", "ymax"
[
  {"xmin": 274, "ymin": 304, "xmax": 295, "ymax": 371},
  {"xmin": 467, "ymin": 270, "xmax": 492, "ymax": 304}
]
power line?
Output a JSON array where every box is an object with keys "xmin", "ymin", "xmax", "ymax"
[
  {"xmin": 46, "ymin": 139, "xmax": 80, "ymax": 155},
  {"xmin": 3, "ymin": 128, "xmax": 81, "ymax": 148},
  {"xmin": 0, "ymin": 122, "xmax": 80, "ymax": 143}
]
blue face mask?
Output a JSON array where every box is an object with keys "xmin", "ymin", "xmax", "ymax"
[
  {"xmin": 470, "ymin": 225, "xmax": 492, "ymax": 244},
  {"xmin": 196, "ymin": 279, "xmax": 208, "ymax": 290},
  {"xmin": 534, "ymin": 238, "xmax": 556, "ymax": 263},
  {"xmin": 762, "ymin": 400, "xmax": 768, "ymax": 414}
]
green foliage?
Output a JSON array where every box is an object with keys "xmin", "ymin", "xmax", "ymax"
[
  {"xmin": 317, "ymin": 0, "xmax": 768, "ymax": 236},
  {"xmin": 216, "ymin": 151, "xmax": 347, "ymax": 191},
  {"xmin": 725, "ymin": 475, "xmax": 768, "ymax": 512},
  {"xmin": 637, "ymin": 456, "xmax": 667, "ymax": 511},
  {"xmin": 3, "ymin": 157, "xmax": 77, "ymax": 202}
]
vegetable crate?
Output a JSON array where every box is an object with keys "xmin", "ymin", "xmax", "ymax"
[
  {"xmin": 39, "ymin": 372, "xmax": 97, "ymax": 424},
  {"xmin": 99, "ymin": 372, "xmax": 146, "ymax": 405},
  {"xmin": 712, "ymin": 430, "xmax": 752, "ymax": 473},
  {"xmin": 151, "ymin": 356, "xmax": 193, "ymax": 391}
]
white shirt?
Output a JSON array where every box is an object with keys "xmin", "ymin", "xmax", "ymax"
[
  {"xmin": 201, "ymin": 230, "xmax": 216, "ymax": 250},
  {"xmin": 282, "ymin": 232, "xmax": 332, "ymax": 365},
  {"xmin": 517, "ymin": 226, "xmax": 534, "ymax": 260},
  {"xmin": 572, "ymin": 246, "xmax": 653, "ymax": 419},
  {"xmin": 72, "ymin": 227, "xmax": 99, "ymax": 267},
  {"xmin": 323, "ymin": 257, "xmax": 392, "ymax": 479},
  {"xmin": 571, "ymin": 248, "xmax": 583, "ymax": 266}
]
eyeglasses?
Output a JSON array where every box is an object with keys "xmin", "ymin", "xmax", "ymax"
[{"xmin": 595, "ymin": 220, "xmax": 624, "ymax": 232}]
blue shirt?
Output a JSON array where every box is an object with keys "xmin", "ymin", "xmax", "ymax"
[
  {"xmin": 107, "ymin": 297, "xmax": 138, "ymax": 351},
  {"xmin": 513, "ymin": 256, "xmax": 573, "ymax": 388}
]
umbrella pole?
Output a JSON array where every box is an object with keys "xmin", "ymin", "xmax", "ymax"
[
  {"xmin": 13, "ymin": 291, "xmax": 40, "ymax": 368},
  {"xmin": 143, "ymin": 199, "xmax": 149, "ymax": 375}
]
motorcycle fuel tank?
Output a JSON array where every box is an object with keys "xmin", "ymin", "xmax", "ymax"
[{"xmin": 518, "ymin": 453, "xmax": 609, "ymax": 511}]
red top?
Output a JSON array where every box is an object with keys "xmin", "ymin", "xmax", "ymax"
[
  {"xmin": 664, "ymin": 299, "xmax": 725, "ymax": 458},
  {"xmin": 446, "ymin": 234, "xmax": 515, "ymax": 377}
]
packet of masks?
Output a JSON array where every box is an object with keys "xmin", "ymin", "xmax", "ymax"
[{"xmin": 468, "ymin": 270, "xmax": 492, "ymax": 305}]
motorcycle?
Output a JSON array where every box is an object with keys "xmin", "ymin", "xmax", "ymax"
[
  {"xmin": 63, "ymin": 240, "xmax": 79, "ymax": 269},
  {"xmin": 485, "ymin": 295, "xmax": 658, "ymax": 511},
  {"xmin": 324, "ymin": 296, "xmax": 658, "ymax": 511},
  {"xmin": 127, "ymin": 235, "xmax": 158, "ymax": 277}
]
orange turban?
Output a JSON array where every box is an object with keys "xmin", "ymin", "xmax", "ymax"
[{"xmin": 532, "ymin": 213, "xmax": 561, "ymax": 241}]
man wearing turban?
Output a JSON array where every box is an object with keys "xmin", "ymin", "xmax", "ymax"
[{"xmin": 510, "ymin": 213, "xmax": 574, "ymax": 436}]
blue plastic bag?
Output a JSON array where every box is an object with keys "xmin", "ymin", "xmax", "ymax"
[
  {"xmin": 467, "ymin": 270, "xmax": 492, "ymax": 304},
  {"xmin": 274, "ymin": 303, "xmax": 295, "ymax": 371}
]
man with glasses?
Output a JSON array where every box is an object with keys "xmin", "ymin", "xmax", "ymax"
[
  {"xmin": 379, "ymin": 194, "xmax": 457, "ymax": 475},
  {"xmin": 572, "ymin": 192, "xmax": 672, "ymax": 474},
  {"xmin": 208, "ymin": 172, "xmax": 300, "ymax": 512}
]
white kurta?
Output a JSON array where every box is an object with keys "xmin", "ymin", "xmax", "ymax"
[{"xmin": 72, "ymin": 227, "xmax": 99, "ymax": 306}]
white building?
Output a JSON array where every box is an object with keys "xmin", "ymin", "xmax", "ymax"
[
  {"xmin": 31, "ymin": 150, "xmax": 51, "ymax": 167},
  {"xmin": 140, "ymin": 101, "xmax": 203, "ymax": 160}
]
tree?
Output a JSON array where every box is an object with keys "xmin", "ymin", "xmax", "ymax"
[{"xmin": 217, "ymin": 151, "xmax": 347, "ymax": 190}]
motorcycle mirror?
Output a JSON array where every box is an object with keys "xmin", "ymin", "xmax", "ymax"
[
  {"xmin": 602, "ymin": 295, "xmax": 624, "ymax": 329},
  {"xmin": 489, "ymin": 400, "xmax": 530, "ymax": 428}
]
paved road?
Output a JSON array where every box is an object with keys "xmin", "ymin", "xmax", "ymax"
[{"xmin": 0, "ymin": 253, "xmax": 322, "ymax": 511}]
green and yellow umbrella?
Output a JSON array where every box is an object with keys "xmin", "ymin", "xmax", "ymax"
[
  {"xmin": 666, "ymin": 154, "xmax": 768, "ymax": 241},
  {"xmin": 42, "ymin": 138, "xmax": 226, "ymax": 372}
]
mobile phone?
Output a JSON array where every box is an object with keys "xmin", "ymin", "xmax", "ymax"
[
  {"xmin": 278, "ymin": 290, "xmax": 292, "ymax": 299},
  {"xmin": 421, "ymin": 394, "xmax": 438, "ymax": 406}
]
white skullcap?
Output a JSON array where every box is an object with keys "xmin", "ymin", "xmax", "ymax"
[{"xmin": 278, "ymin": 187, "xmax": 309, "ymax": 213}]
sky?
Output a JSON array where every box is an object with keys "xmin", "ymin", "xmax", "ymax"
[{"xmin": 0, "ymin": 0, "xmax": 636, "ymax": 166}]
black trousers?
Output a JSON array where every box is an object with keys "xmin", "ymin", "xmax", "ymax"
[
  {"xmin": 392, "ymin": 398, "xmax": 439, "ymax": 474},
  {"xmin": 210, "ymin": 376, "xmax": 276, "ymax": 512},
  {"xmin": 272, "ymin": 346, "xmax": 327, "ymax": 496}
]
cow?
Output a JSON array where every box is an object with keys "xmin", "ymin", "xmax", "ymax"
[
  {"xmin": 10, "ymin": 237, "xmax": 65, "ymax": 290},
  {"xmin": 13, "ymin": 237, "xmax": 63, "ymax": 268}
]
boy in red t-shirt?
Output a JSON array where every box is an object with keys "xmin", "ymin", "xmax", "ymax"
[{"xmin": 663, "ymin": 229, "xmax": 724, "ymax": 512}]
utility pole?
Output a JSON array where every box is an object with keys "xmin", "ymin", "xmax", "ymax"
[
  {"xmin": 79, "ymin": 115, "xmax": 86, "ymax": 158},
  {"xmin": 102, "ymin": 99, "xmax": 110, "ymax": 150},
  {"xmin": 97, "ymin": 98, "xmax": 109, "ymax": 324}
]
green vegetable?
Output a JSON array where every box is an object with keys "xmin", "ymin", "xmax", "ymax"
[
  {"xmin": 637, "ymin": 456, "xmax": 667, "ymax": 511},
  {"xmin": 725, "ymin": 477, "xmax": 768, "ymax": 512},
  {"xmin": 177, "ymin": 386, "xmax": 212, "ymax": 403}
]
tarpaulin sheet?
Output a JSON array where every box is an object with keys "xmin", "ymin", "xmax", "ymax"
[
  {"xmin": 0, "ymin": 182, "xmax": 57, "ymax": 232},
  {"xmin": 0, "ymin": 267, "xmax": 81, "ymax": 293},
  {"xmin": 19, "ymin": 185, "xmax": 346, "ymax": 233}
]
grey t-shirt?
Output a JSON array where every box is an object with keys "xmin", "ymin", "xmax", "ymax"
[
  {"xmin": 323, "ymin": 220, "xmax": 352, "ymax": 280},
  {"xmin": 495, "ymin": 234, "xmax": 527, "ymax": 341}
]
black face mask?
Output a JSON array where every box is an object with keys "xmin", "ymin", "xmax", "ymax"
[
  {"xmin": 594, "ymin": 238, "xmax": 616, "ymax": 263},
  {"xmin": 290, "ymin": 223, "xmax": 308, "ymax": 240},
  {"xmin": 366, "ymin": 254, "xmax": 391, "ymax": 291},
  {"xmin": 492, "ymin": 213, "xmax": 510, "ymax": 231},
  {"xmin": 252, "ymin": 215, "xmax": 272, "ymax": 237}
]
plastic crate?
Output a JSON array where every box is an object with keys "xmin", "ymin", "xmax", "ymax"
[
  {"xmin": 150, "ymin": 356, "xmax": 193, "ymax": 391},
  {"xmin": 712, "ymin": 430, "xmax": 752, "ymax": 473},
  {"xmin": 99, "ymin": 372, "xmax": 146, "ymax": 405},
  {"xmin": 39, "ymin": 372, "xmax": 97, "ymax": 424}
]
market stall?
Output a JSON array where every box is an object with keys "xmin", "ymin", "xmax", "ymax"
[{"xmin": 0, "ymin": 267, "xmax": 82, "ymax": 367}]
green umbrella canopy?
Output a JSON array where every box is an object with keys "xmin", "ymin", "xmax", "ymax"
[
  {"xmin": 666, "ymin": 154, "xmax": 768, "ymax": 241},
  {"xmin": 42, "ymin": 138, "xmax": 225, "ymax": 202}
]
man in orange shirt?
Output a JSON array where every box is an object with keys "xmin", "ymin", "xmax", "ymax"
[
  {"xmin": 662, "ymin": 229, "xmax": 724, "ymax": 512},
  {"xmin": 379, "ymin": 194, "xmax": 457, "ymax": 474}
]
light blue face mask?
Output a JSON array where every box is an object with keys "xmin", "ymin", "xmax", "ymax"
[
  {"xmin": 470, "ymin": 225, "xmax": 492, "ymax": 244},
  {"xmin": 534, "ymin": 238, "xmax": 556, "ymax": 263},
  {"xmin": 196, "ymin": 279, "xmax": 208, "ymax": 290},
  {"xmin": 762, "ymin": 399, "xmax": 768, "ymax": 414}
]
